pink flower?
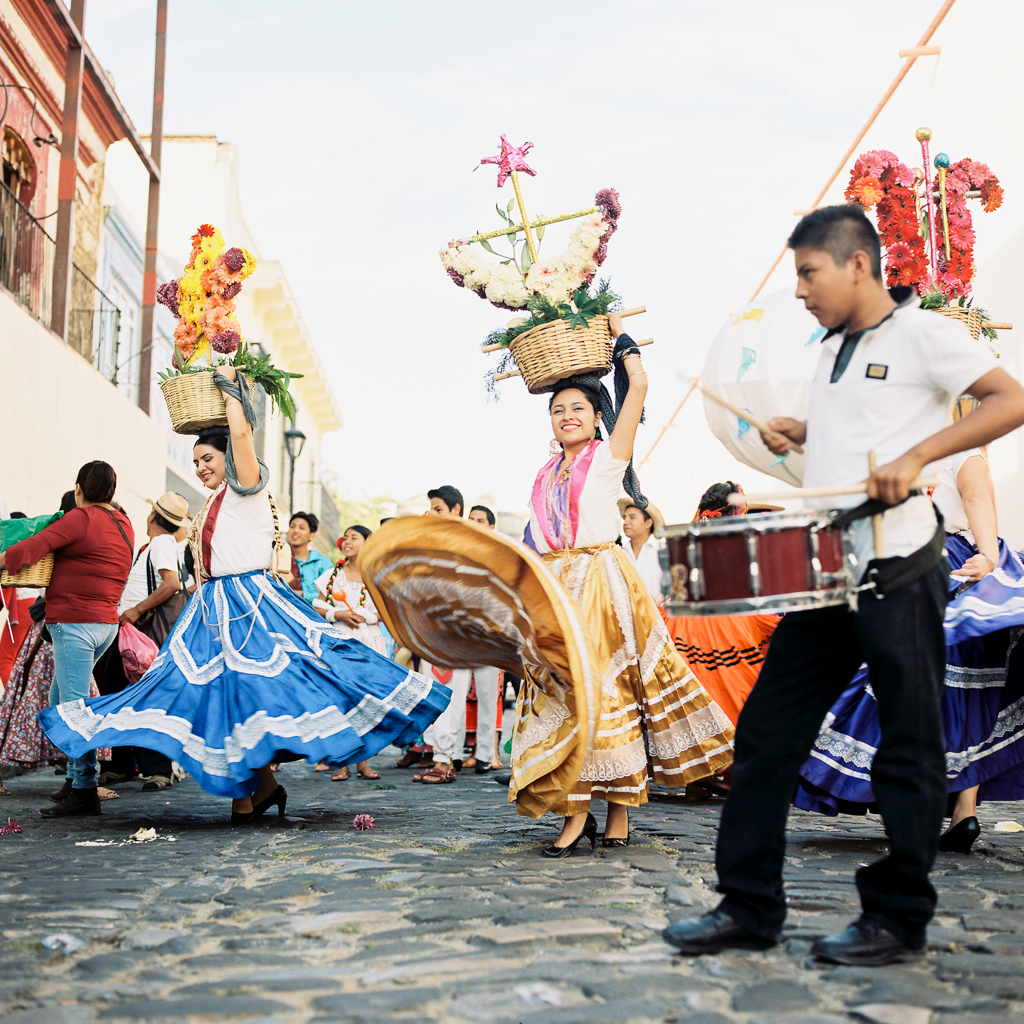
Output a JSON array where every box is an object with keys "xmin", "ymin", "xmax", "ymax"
[
  {"xmin": 594, "ymin": 188, "xmax": 622, "ymax": 222},
  {"xmin": 948, "ymin": 220, "xmax": 976, "ymax": 250},
  {"xmin": 886, "ymin": 241, "xmax": 915, "ymax": 266},
  {"xmin": 352, "ymin": 814, "xmax": 375, "ymax": 831},
  {"xmin": 211, "ymin": 331, "xmax": 240, "ymax": 353},
  {"xmin": 0, "ymin": 819, "xmax": 23, "ymax": 834},
  {"xmin": 446, "ymin": 267, "xmax": 465, "ymax": 288},
  {"xmin": 156, "ymin": 280, "xmax": 181, "ymax": 318},
  {"xmin": 222, "ymin": 281, "xmax": 242, "ymax": 300},
  {"xmin": 222, "ymin": 248, "xmax": 246, "ymax": 273}
]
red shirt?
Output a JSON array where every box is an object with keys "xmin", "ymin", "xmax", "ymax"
[{"xmin": 5, "ymin": 506, "xmax": 135, "ymax": 624}]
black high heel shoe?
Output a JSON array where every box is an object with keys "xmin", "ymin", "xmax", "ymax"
[
  {"xmin": 542, "ymin": 812, "xmax": 597, "ymax": 858},
  {"xmin": 251, "ymin": 785, "xmax": 287, "ymax": 820},
  {"xmin": 602, "ymin": 809, "xmax": 630, "ymax": 847},
  {"xmin": 939, "ymin": 815, "xmax": 980, "ymax": 853}
]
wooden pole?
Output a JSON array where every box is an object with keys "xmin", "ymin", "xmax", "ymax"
[
  {"xmin": 868, "ymin": 451, "xmax": 884, "ymax": 557},
  {"xmin": 734, "ymin": 476, "xmax": 937, "ymax": 503},
  {"xmin": 748, "ymin": 0, "xmax": 958, "ymax": 303},
  {"xmin": 137, "ymin": 0, "xmax": 167, "ymax": 415},
  {"xmin": 699, "ymin": 385, "xmax": 805, "ymax": 454}
]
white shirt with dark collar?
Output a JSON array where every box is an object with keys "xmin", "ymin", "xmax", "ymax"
[
  {"xmin": 805, "ymin": 293, "xmax": 998, "ymax": 573},
  {"xmin": 625, "ymin": 534, "xmax": 662, "ymax": 601}
]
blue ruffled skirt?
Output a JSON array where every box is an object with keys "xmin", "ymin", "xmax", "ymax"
[
  {"xmin": 795, "ymin": 535, "xmax": 1024, "ymax": 815},
  {"xmin": 40, "ymin": 571, "xmax": 451, "ymax": 797}
]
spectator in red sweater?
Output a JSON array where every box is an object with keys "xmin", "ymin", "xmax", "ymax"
[{"xmin": 0, "ymin": 461, "xmax": 133, "ymax": 817}]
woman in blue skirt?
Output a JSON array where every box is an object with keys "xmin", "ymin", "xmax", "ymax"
[
  {"xmin": 794, "ymin": 447, "xmax": 1024, "ymax": 852},
  {"xmin": 41, "ymin": 368, "xmax": 451, "ymax": 823}
]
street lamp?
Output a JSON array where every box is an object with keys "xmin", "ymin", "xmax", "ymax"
[{"xmin": 283, "ymin": 422, "xmax": 307, "ymax": 514}]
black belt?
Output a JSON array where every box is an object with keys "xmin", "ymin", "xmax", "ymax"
[{"xmin": 831, "ymin": 498, "xmax": 947, "ymax": 599}]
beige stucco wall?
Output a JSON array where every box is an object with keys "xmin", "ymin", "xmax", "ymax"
[{"xmin": 0, "ymin": 289, "xmax": 166, "ymax": 527}]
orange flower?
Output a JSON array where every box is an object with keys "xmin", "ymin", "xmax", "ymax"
[{"xmin": 852, "ymin": 176, "xmax": 885, "ymax": 207}]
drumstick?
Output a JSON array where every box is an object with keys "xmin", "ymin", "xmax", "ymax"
[
  {"xmin": 699, "ymin": 386, "xmax": 805, "ymax": 455},
  {"xmin": 733, "ymin": 476, "xmax": 938, "ymax": 503},
  {"xmin": 868, "ymin": 451, "xmax": 884, "ymax": 558}
]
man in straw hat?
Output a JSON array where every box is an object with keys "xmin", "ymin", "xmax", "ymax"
[
  {"xmin": 665, "ymin": 204, "xmax": 1024, "ymax": 967},
  {"xmin": 97, "ymin": 491, "xmax": 189, "ymax": 793},
  {"xmin": 618, "ymin": 497, "xmax": 665, "ymax": 603}
]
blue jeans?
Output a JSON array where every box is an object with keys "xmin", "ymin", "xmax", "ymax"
[{"xmin": 48, "ymin": 621, "xmax": 119, "ymax": 790}]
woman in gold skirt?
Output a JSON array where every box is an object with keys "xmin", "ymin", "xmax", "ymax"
[{"xmin": 362, "ymin": 316, "xmax": 734, "ymax": 855}]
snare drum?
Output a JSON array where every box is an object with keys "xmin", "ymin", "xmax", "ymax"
[{"xmin": 660, "ymin": 509, "xmax": 856, "ymax": 616}]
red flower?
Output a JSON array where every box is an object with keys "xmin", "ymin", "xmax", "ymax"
[
  {"xmin": 887, "ymin": 241, "xmax": 915, "ymax": 266},
  {"xmin": 948, "ymin": 220, "xmax": 976, "ymax": 250},
  {"xmin": 981, "ymin": 181, "xmax": 1004, "ymax": 212}
]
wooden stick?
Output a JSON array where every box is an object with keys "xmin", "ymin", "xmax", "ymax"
[
  {"xmin": 481, "ymin": 307, "xmax": 647, "ymax": 353},
  {"xmin": 699, "ymin": 385, "xmax": 805, "ymax": 455},
  {"xmin": 868, "ymin": 451, "xmax": 884, "ymax": 558},
  {"xmin": 985, "ymin": 322, "xmax": 1013, "ymax": 331},
  {"xmin": 493, "ymin": 338, "xmax": 654, "ymax": 381},
  {"xmin": 733, "ymin": 476, "xmax": 938, "ymax": 503},
  {"xmin": 899, "ymin": 44, "xmax": 941, "ymax": 57}
]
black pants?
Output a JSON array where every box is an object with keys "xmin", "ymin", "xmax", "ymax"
[
  {"xmin": 715, "ymin": 562, "xmax": 949, "ymax": 945},
  {"xmin": 95, "ymin": 636, "xmax": 173, "ymax": 780}
]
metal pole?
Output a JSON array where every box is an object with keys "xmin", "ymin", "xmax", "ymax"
[
  {"xmin": 288, "ymin": 453, "xmax": 296, "ymax": 519},
  {"xmin": 138, "ymin": 0, "xmax": 167, "ymax": 413},
  {"xmin": 50, "ymin": 0, "xmax": 86, "ymax": 340}
]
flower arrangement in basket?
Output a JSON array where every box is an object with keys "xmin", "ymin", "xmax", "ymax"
[
  {"xmin": 157, "ymin": 224, "xmax": 301, "ymax": 434},
  {"xmin": 439, "ymin": 136, "xmax": 651, "ymax": 394},
  {"xmin": 845, "ymin": 129, "xmax": 1012, "ymax": 347}
]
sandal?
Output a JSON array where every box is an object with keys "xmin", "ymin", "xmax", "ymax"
[
  {"xmin": 356, "ymin": 763, "xmax": 381, "ymax": 780},
  {"xmin": 97, "ymin": 786, "xmax": 120, "ymax": 801},
  {"xmin": 419, "ymin": 766, "xmax": 456, "ymax": 784},
  {"xmin": 314, "ymin": 760, "xmax": 333, "ymax": 772},
  {"xmin": 394, "ymin": 750, "xmax": 420, "ymax": 768},
  {"xmin": 331, "ymin": 767, "xmax": 351, "ymax": 781}
]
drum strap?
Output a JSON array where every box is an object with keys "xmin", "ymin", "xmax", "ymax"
[{"xmin": 833, "ymin": 499, "xmax": 947, "ymax": 599}]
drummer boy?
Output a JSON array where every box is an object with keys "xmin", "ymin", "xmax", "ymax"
[{"xmin": 664, "ymin": 204, "xmax": 1024, "ymax": 966}]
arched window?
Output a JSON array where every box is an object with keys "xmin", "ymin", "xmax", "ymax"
[{"xmin": 2, "ymin": 128, "xmax": 35, "ymax": 207}]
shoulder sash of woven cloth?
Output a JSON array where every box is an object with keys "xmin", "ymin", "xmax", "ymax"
[{"xmin": 531, "ymin": 438, "xmax": 601, "ymax": 551}]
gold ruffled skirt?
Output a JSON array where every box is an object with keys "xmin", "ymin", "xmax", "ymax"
[
  {"xmin": 510, "ymin": 543, "xmax": 734, "ymax": 817},
  {"xmin": 359, "ymin": 520, "xmax": 734, "ymax": 820}
]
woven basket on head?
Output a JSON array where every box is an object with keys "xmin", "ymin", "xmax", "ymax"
[
  {"xmin": 160, "ymin": 370, "xmax": 257, "ymax": 435},
  {"xmin": 933, "ymin": 305, "xmax": 985, "ymax": 341},
  {"xmin": 2, "ymin": 552, "xmax": 54, "ymax": 588},
  {"xmin": 508, "ymin": 316, "xmax": 614, "ymax": 395}
]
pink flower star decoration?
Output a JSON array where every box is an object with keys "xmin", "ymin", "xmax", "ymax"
[
  {"xmin": 0, "ymin": 819, "xmax": 23, "ymax": 834},
  {"xmin": 480, "ymin": 134, "xmax": 536, "ymax": 187},
  {"xmin": 352, "ymin": 814, "xmax": 376, "ymax": 831}
]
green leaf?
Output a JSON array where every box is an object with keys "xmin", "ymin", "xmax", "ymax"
[
  {"xmin": 506, "ymin": 230, "xmax": 516, "ymax": 246},
  {"xmin": 495, "ymin": 203, "xmax": 508, "ymax": 222},
  {"xmin": 480, "ymin": 238, "xmax": 496, "ymax": 255},
  {"xmin": 520, "ymin": 245, "xmax": 532, "ymax": 275},
  {"xmin": 536, "ymin": 224, "xmax": 545, "ymax": 242},
  {"xmin": 507, "ymin": 198, "xmax": 515, "ymax": 213}
]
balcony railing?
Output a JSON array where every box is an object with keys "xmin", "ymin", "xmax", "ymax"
[{"xmin": 0, "ymin": 181, "xmax": 121, "ymax": 386}]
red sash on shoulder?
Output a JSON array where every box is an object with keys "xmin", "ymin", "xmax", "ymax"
[
  {"xmin": 200, "ymin": 488, "xmax": 228, "ymax": 577},
  {"xmin": 289, "ymin": 554, "xmax": 303, "ymax": 592},
  {"xmin": 432, "ymin": 665, "xmax": 453, "ymax": 685}
]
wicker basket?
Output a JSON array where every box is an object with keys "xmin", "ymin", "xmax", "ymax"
[
  {"xmin": 160, "ymin": 370, "xmax": 257, "ymax": 435},
  {"xmin": 508, "ymin": 316, "xmax": 614, "ymax": 394},
  {"xmin": 933, "ymin": 305, "xmax": 985, "ymax": 340},
  {"xmin": 1, "ymin": 552, "xmax": 54, "ymax": 588}
]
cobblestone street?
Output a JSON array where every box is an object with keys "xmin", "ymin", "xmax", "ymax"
[{"xmin": 1, "ymin": 752, "xmax": 1022, "ymax": 1024}]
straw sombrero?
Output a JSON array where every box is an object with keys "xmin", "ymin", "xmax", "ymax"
[{"xmin": 616, "ymin": 498, "xmax": 665, "ymax": 533}]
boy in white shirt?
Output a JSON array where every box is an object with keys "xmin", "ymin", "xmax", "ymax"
[{"xmin": 665, "ymin": 204, "xmax": 1024, "ymax": 966}]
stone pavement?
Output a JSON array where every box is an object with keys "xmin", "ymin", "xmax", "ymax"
[{"xmin": 1, "ymin": 753, "xmax": 1023, "ymax": 1024}]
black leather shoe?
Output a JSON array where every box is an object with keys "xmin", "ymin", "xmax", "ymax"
[
  {"xmin": 662, "ymin": 909, "xmax": 776, "ymax": 954},
  {"xmin": 493, "ymin": 773, "xmax": 512, "ymax": 786},
  {"xmin": 939, "ymin": 815, "xmax": 980, "ymax": 853},
  {"xmin": 39, "ymin": 787, "xmax": 102, "ymax": 817},
  {"xmin": 811, "ymin": 917, "xmax": 922, "ymax": 966}
]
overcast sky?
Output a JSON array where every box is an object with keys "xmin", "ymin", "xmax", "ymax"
[{"xmin": 85, "ymin": 0, "xmax": 943, "ymax": 514}]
